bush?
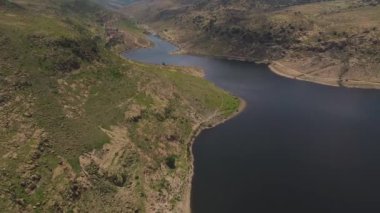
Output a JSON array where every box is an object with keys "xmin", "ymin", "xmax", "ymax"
[
  {"xmin": 55, "ymin": 36, "xmax": 100, "ymax": 62},
  {"xmin": 53, "ymin": 54, "xmax": 81, "ymax": 72},
  {"xmin": 165, "ymin": 155, "xmax": 176, "ymax": 169}
]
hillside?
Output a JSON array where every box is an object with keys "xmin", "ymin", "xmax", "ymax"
[
  {"xmin": 0, "ymin": 0, "xmax": 240, "ymax": 212},
  {"xmin": 124, "ymin": 0, "xmax": 380, "ymax": 88}
]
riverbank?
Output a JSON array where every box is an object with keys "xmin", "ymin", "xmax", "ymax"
[
  {"xmin": 171, "ymin": 48, "xmax": 267, "ymax": 64},
  {"xmin": 172, "ymin": 43, "xmax": 380, "ymax": 91},
  {"xmin": 124, "ymin": 34, "xmax": 246, "ymax": 212},
  {"xmin": 269, "ymin": 61, "xmax": 380, "ymax": 90},
  {"xmin": 157, "ymin": 30, "xmax": 267, "ymax": 64},
  {"xmin": 179, "ymin": 97, "xmax": 246, "ymax": 213},
  {"xmin": 133, "ymin": 13, "xmax": 380, "ymax": 89},
  {"xmin": 161, "ymin": 30, "xmax": 380, "ymax": 91},
  {"xmin": 123, "ymin": 32, "xmax": 380, "ymax": 212},
  {"xmin": 174, "ymin": 44, "xmax": 380, "ymax": 90},
  {"xmin": 154, "ymin": 31, "xmax": 380, "ymax": 90},
  {"xmin": 269, "ymin": 61, "xmax": 340, "ymax": 87}
]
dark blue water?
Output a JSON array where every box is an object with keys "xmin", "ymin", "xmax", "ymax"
[{"xmin": 125, "ymin": 35, "xmax": 380, "ymax": 213}]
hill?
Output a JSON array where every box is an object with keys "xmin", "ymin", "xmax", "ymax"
[
  {"xmin": 0, "ymin": 0, "xmax": 240, "ymax": 211},
  {"xmin": 124, "ymin": 0, "xmax": 380, "ymax": 88}
]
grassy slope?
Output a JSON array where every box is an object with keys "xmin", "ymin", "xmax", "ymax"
[
  {"xmin": 0, "ymin": 0, "xmax": 239, "ymax": 212},
  {"xmin": 125, "ymin": 0, "xmax": 380, "ymax": 88}
]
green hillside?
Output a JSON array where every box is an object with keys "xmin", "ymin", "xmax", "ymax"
[{"xmin": 0, "ymin": 0, "xmax": 240, "ymax": 211}]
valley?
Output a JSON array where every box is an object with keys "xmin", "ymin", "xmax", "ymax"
[
  {"xmin": 124, "ymin": 0, "xmax": 380, "ymax": 88},
  {"xmin": 0, "ymin": 0, "xmax": 240, "ymax": 212},
  {"xmin": 127, "ymin": 33, "xmax": 380, "ymax": 213},
  {"xmin": 1, "ymin": 0, "xmax": 380, "ymax": 212}
]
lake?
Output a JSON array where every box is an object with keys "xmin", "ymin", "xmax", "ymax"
[{"xmin": 125, "ymin": 35, "xmax": 380, "ymax": 213}]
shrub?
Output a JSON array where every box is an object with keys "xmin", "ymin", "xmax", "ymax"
[{"xmin": 165, "ymin": 155, "xmax": 176, "ymax": 169}]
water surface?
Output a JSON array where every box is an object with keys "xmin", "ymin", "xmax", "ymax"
[{"xmin": 125, "ymin": 35, "xmax": 380, "ymax": 213}]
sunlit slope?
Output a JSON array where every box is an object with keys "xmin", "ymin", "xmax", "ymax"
[{"xmin": 0, "ymin": 0, "xmax": 239, "ymax": 211}]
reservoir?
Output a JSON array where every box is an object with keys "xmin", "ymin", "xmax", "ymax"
[{"xmin": 125, "ymin": 35, "xmax": 380, "ymax": 213}]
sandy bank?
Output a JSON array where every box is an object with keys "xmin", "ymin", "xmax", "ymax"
[
  {"xmin": 269, "ymin": 61, "xmax": 340, "ymax": 87},
  {"xmin": 269, "ymin": 61, "xmax": 380, "ymax": 90}
]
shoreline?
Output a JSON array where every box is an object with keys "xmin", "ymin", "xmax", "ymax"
[
  {"xmin": 268, "ymin": 61, "xmax": 340, "ymax": 87},
  {"xmin": 180, "ymin": 97, "xmax": 246, "ymax": 213},
  {"xmin": 171, "ymin": 49, "xmax": 268, "ymax": 64},
  {"xmin": 132, "ymin": 31, "xmax": 380, "ymax": 212},
  {"xmin": 124, "ymin": 33, "xmax": 247, "ymax": 213},
  {"xmin": 269, "ymin": 61, "xmax": 380, "ymax": 90},
  {"xmin": 122, "ymin": 23, "xmax": 380, "ymax": 212},
  {"xmin": 126, "ymin": 32, "xmax": 248, "ymax": 212},
  {"xmin": 157, "ymin": 30, "xmax": 267, "ymax": 64},
  {"xmin": 155, "ymin": 31, "xmax": 380, "ymax": 91},
  {"xmin": 175, "ymin": 45, "xmax": 380, "ymax": 90}
]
